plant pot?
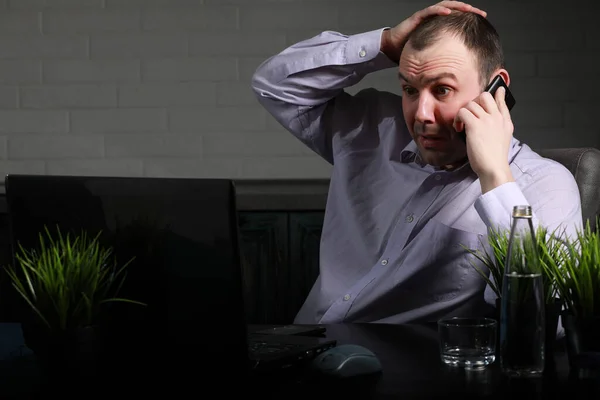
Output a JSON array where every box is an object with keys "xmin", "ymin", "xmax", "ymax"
[
  {"xmin": 21, "ymin": 323, "xmax": 103, "ymax": 383},
  {"xmin": 561, "ymin": 313, "xmax": 600, "ymax": 370}
]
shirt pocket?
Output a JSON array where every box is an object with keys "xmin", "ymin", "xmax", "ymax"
[{"xmin": 394, "ymin": 217, "xmax": 486, "ymax": 303}]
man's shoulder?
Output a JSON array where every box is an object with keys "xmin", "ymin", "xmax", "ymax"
[
  {"xmin": 329, "ymin": 87, "xmax": 404, "ymax": 132},
  {"xmin": 330, "ymin": 87, "xmax": 408, "ymax": 154},
  {"xmin": 511, "ymin": 142, "xmax": 577, "ymax": 186}
]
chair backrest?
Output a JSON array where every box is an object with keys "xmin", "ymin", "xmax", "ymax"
[{"xmin": 536, "ymin": 147, "xmax": 600, "ymax": 233}]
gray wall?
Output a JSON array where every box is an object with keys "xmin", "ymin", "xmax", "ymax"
[{"xmin": 0, "ymin": 0, "xmax": 597, "ymax": 182}]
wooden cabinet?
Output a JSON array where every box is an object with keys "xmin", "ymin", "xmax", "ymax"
[{"xmin": 238, "ymin": 211, "xmax": 324, "ymax": 324}]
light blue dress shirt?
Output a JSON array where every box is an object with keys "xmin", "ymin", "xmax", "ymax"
[{"xmin": 251, "ymin": 28, "xmax": 583, "ymax": 324}]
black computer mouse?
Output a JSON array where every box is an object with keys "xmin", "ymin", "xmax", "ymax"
[{"xmin": 310, "ymin": 344, "xmax": 382, "ymax": 379}]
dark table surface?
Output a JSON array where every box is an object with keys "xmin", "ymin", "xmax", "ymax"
[
  {"xmin": 1, "ymin": 322, "xmax": 599, "ymax": 399},
  {"xmin": 256, "ymin": 322, "xmax": 600, "ymax": 399}
]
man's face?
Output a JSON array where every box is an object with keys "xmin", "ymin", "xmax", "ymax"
[{"xmin": 399, "ymin": 34, "xmax": 483, "ymax": 169}]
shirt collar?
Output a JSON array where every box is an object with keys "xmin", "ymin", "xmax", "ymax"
[
  {"xmin": 400, "ymin": 137, "xmax": 523, "ymax": 169},
  {"xmin": 400, "ymin": 140, "xmax": 421, "ymax": 165}
]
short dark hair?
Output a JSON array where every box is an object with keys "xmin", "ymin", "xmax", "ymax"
[{"xmin": 406, "ymin": 11, "xmax": 504, "ymax": 87}]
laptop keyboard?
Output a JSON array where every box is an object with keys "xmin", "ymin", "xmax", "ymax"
[{"xmin": 248, "ymin": 339, "xmax": 304, "ymax": 356}]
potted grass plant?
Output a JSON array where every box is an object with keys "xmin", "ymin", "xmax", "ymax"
[
  {"xmin": 4, "ymin": 225, "xmax": 145, "ymax": 379},
  {"xmin": 463, "ymin": 225, "xmax": 567, "ymax": 365},
  {"xmin": 542, "ymin": 218, "xmax": 600, "ymax": 369}
]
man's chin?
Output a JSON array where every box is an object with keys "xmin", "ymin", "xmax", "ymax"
[
  {"xmin": 418, "ymin": 148, "xmax": 447, "ymax": 165},
  {"xmin": 422, "ymin": 158, "xmax": 447, "ymax": 167},
  {"xmin": 419, "ymin": 150, "xmax": 462, "ymax": 168}
]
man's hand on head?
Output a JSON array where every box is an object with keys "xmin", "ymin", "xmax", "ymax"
[
  {"xmin": 380, "ymin": 1, "xmax": 487, "ymax": 62},
  {"xmin": 454, "ymin": 87, "xmax": 515, "ymax": 194}
]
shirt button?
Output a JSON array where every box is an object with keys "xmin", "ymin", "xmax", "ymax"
[
  {"xmin": 405, "ymin": 214, "xmax": 414, "ymax": 223},
  {"xmin": 381, "ymin": 259, "xmax": 388, "ymax": 266},
  {"xmin": 343, "ymin": 294, "xmax": 351, "ymax": 301},
  {"xmin": 358, "ymin": 49, "xmax": 366, "ymax": 58},
  {"xmin": 435, "ymin": 175, "xmax": 442, "ymax": 181}
]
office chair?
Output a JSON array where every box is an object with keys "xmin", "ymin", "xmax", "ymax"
[{"xmin": 537, "ymin": 147, "xmax": 600, "ymax": 233}]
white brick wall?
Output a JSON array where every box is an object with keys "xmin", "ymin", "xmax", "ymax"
[{"xmin": 0, "ymin": 0, "xmax": 597, "ymax": 181}]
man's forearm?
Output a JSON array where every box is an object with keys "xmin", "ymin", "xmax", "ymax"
[
  {"xmin": 475, "ymin": 182, "xmax": 534, "ymax": 233},
  {"xmin": 479, "ymin": 168, "xmax": 515, "ymax": 195},
  {"xmin": 252, "ymin": 29, "xmax": 397, "ymax": 107},
  {"xmin": 251, "ymin": 28, "xmax": 399, "ymax": 162}
]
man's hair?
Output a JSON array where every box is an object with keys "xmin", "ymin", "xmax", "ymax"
[{"xmin": 407, "ymin": 11, "xmax": 504, "ymax": 87}]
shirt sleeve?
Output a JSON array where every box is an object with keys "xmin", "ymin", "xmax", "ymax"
[
  {"xmin": 251, "ymin": 28, "xmax": 399, "ymax": 163},
  {"xmin": 474, "ymin": 166, "xmax": 583, "ymax": 241},
  {"xmin": 474, "ymin": 182, "xmax": 528, "ymax": 232}
]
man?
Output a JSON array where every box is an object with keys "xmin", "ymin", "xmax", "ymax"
[{"xmin": 251, "ymin": 1, "xmax": 582, "ymax": 324}]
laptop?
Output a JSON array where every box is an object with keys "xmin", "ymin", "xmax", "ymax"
[{"xmin": 2, "ymin": 174, "xmax": 335, "ymax": 390}]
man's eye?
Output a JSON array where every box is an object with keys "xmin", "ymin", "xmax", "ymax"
[
  {"xmin": 403, "ymin": 86, "xmax": 417, "ymax": 96},
  {"xmin": 436, "ymin": 87, "xmax": 451, "ymax": 96}
]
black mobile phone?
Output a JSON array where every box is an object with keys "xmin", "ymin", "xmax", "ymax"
[{"xmin": 458, "ymin": 74, "xmax": 516, "ymax": 142}]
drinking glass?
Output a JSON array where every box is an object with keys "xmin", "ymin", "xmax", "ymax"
[{"xmin": 438, "ymin": 317, "xmax": 497, "ymax": 370}]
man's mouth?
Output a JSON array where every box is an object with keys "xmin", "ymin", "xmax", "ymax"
[
  {"xmin": 418, "ymin": 135, "xmax": 447, "ymax": 148},
  {"xmin": 420, "ymin": 135, "xmax": 445, "ymax": 140}
]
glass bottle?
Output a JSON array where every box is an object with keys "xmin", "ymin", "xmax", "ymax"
[{"xmin": 499, "ymin": 205, "xmax": 545, "ymax": 377}]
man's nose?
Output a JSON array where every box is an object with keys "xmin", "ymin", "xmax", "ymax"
[{"xmin": 414, "ymin": 94, "xmax": 435, "ymax": 124}]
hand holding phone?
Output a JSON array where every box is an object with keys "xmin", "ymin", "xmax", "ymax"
[{"xmin": 458, "ymin": 75, "xmax": 516, "ymax": 142}]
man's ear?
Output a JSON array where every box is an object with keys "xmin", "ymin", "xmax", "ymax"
[{"xmin": 489, "ymin": 68, "xmax": 510, "ymax": 87}]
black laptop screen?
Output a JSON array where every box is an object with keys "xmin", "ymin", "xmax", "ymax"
[{"xmin": 2, "ymin": 175, "xmax": 249, "ymax": 380}]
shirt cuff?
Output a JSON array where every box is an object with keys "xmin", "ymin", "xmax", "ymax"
[
  {"xmin": 474, "ymin": 181, "xmax": 531, "ymax": 232},
  {"xmin": 345, "ymin": 28, "xmax": 398, "ymax": 71}
]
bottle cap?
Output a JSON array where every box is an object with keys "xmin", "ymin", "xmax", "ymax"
[{"xmin": 512, "ymin": 205, "xmax": 532, "ymax": 218}]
